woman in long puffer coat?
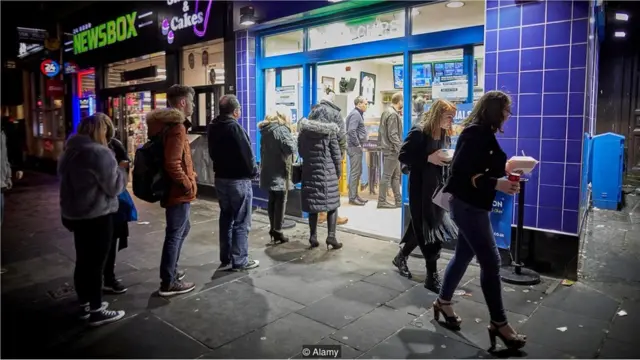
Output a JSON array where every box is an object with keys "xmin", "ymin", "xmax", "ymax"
[{"xmin": 297, "ymin": 104, "xmax": 343, "ymax": 250}]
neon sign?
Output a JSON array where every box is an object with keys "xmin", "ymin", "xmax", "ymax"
[
  {"xmin": 41, "ymin": 59, "xmax": 60, "ymax": 77},
  {"xmin": 162, "ymin": 0, "xmax": 213, "ymax": 44},
  {"xmin": 73, "ymin": 11, "xmax": 158, "ymax": 55}
]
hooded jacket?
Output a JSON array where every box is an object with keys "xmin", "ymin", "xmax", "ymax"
[
  {"xmin": 146, "ymin": 108, "xmax": 197, "ymax": 207},
  {"xmin": 58, "ymin": 134, "xmax": 127, "ymax": 220},
  {"xmin": 316, "ymin": 100, "xmax": 347, "ymax": 154},
  {"xmin": 207, "ymin": 114, "xmax": 257, "ymax": 180},
  {"xmin": 297, "ymin": 118, "xmax": 342, "ymax": 213},
  {"xmin": 258, "ymin": 120, "xmax": 297, "ymax": 192}
]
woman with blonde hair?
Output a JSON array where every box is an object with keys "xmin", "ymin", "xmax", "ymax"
[
  {"xmin": 259, "ymin": 105, "xmax": 297, "ymax": 243},
  {"xmin": 393, "ymin": 99, "xmax": 458, "ymax": 293},
  {"xmin": 59, "ymin": 113, "xmax": 128, "ymax": 327}
]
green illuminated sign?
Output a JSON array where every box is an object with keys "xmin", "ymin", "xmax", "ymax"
[{"xmin": 73, "ymin": 12, "xmax": 138, "ymax": 55}]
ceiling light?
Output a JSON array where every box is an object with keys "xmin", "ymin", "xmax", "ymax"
[
  {"xmin": 615, "ymin": 13, "xmax": 629, "ymax": 21},
  {"xmin": 239, "ymin": 6, "xmax": 256, "ymax": 26},
  {"xmin": 614, "ymin": 31, "xmax": 626, "ymax": 38},
  {"xmin": 446, "ymin": 1, "xmax": 465, "ymax": 8},
  {"xmin": 328, "ymin": 0, "xmax": 344, "ymax": 2}
]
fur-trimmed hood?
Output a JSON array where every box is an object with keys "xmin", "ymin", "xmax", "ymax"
[
  {"xmin": 298, "ymin": 119, "xmax": 339, "ymax": 138},
  {"xmin": 258, "ymin": 119, "xmax": 290, "ymax": 132},
  {"xmin": 146, "ymin": 108, "xmax": 186, "ymax": 137}
]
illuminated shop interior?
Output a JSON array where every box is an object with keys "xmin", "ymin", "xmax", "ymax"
[{"xmin": 257, "ymin": 1, "xmax": 485, "ymax": 239}]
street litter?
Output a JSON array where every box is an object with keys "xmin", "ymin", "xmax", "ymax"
[
  {"xmin": 556, "ymin": 327, "xmax": 568, "ymax": 332},
  {"xmin": 596, "ymin": 224, "xmax": 604, "ymax": 228},
  {"xmin": 441, "ymin": 345, "xmax": 447, "ymax": 349},
  {"xmin": 503, "ymin": 286, "xmax": 516, "ymax": 292},
  {"xmin": 561, "ymin": 279, "xmax": 575, "ymax": 286},
  {"xmin": 617, "ymin": 310, "xmax": 628, "ymax": 317},
  {"xmin": 260, "ymin": 337, "xmax": 267, "ymax": 341},
  {"xmin": 413, "ymin": 321, "xmax": 423, "ymax": 328},
  {"xmin": 454, "ymin": 289, "xmax": 466, "ymax": 296},
  {"xmin": 342, "ymin": 336, "xmax": 349, "ymax": 340},
  {"xmin": 137, "ymin": 221, "xmax": 150, "ymax": 225},
  {"xmin": 475, "ymin": 318, "xmax": 482, "ymax": 323},
  {"xmin": 522, "ymin": 289, "xmax": 529, "ymax": 293}
]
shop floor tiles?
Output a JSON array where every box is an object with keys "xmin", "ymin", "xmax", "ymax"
[
  {"xmin": 201, "ymin": 313, "xmax": 334, "ymax": 359},
  {"xmin": 297, "ymin": 280, "xmax": 400, "ymax": 329},
  {"xmin": 337, "ymin": 198, "xmax": 402, "ymax": 239},
  {"xmin": 151, "ymin": 280, "xmax": 303, "ymax": 349}
]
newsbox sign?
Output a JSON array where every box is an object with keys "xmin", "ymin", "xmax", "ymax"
[{"xmin": 71, "ymin": 11, "xmax": 155, "ymax": 55}]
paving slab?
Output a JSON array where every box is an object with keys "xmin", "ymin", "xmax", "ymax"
[
  {"xmin": 542, "ymin": 282, "xmax": 620, "ymax": 321},
  {"xmin": 202, "ymin": 313, "xmax": 334, "ymax": 359},
  {"xmin": 1, "ymin": 253, "xmax": 75, "ymax": 292},
  {"xmin": 519, "ymin": 305, "xmax": 609, "ymax": 358},
  {"xmin": 362, "ymin": 270, "xmax": 419, "ymax": 292},
  {"xmin": 56, "ymin": 314, "xmax": 210, "ymax": 359},
  {"xmin": 290, "ymin": 337, "xmax": 363, "ymax": 359},
  {"xmin": 152, "ymin": 280, "xmax": 304, "ymax": 349},
  {"xmin": 606, "ymin": 299, "xmax": 640, "ymax": 345},
  {"xmin": 462, "ymin": 282, "xmax": 545, "ymax": 317},
  {"xmin": 297, "ymin": 281, "xmax": 400, "ymax": 329},
  {"xmin": 102, "ymin": 281, "xmax": 171, "ymax": 314},
  {"xmin": 385, "ymin": 284, "xmax": 437, "ymax": 316},
  {"xmin": 359, "ymin": 326, "xmax": 492, "ymax": 359},
  {"xmin": 329, "ymin": 305, "xmax": 416, "ymax": 352},
  {"xmin": 598, "ymin": 338, "xmax": 640, "ymax": 359},
  {"xmin": 241, "ymin": 262, "xmax": 365, "ymax": 305}
]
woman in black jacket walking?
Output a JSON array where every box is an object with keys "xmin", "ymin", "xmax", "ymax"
[
  {"xmin": 298, "ymin": 104, "xmax": 343, "ymax": 250},
  {"xmin": 434, "ymin": 91, "xmax": 526, "ymax": 350},
  {"xmin": 393, "ymin": 99, "xmax": 458, "ymax": 293}
]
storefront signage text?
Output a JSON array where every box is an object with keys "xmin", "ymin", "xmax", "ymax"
[
  {"xmin": 40, "ymin": 59, "xmax": 60, "ymax": 78},
  {"xmin": 73, "ymin": 12, "xmax": 139, "ymax": 55},
  {"xmin": 350, "ymin": 19, "xmax": 400, "ymax": 42},
  {"xmin": 162, "ymin": 0, "xmax": 212, "ymax": 44}
]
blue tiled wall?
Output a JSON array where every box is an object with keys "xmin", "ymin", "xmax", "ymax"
[
  {"xmin": 236, "ymin": 30, "xmax": 258, "ymax": 153},
  {"xmin": 485, "ymin": 0, "xmax": 590, "ymax": 234}
]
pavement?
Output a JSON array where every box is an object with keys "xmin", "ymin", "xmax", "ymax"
[{"xmin": 1, "ymin": 172, "xmax": 639, "ymax": 359}]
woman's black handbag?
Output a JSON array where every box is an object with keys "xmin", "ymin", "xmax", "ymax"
[{"xmin": 291, "ymin": 162, "xmax": 302, "ymax": 184}]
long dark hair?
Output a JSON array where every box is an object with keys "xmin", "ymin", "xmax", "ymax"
[{"xmin": 461, "ymin": 90, "xmax": 512, "ymax": 133}]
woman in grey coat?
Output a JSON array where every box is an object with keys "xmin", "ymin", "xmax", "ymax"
[
  {"xmin": 297, "ymin": 104, "xmax": 343, "ymax": 250},
  {"xmin": 259, "ymin": 106, "xmax": 297, "ymax": 244}
]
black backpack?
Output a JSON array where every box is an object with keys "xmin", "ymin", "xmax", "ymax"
[{"xmin": 132, "ymin": 125, "xmax": 175, "ymax": 203}]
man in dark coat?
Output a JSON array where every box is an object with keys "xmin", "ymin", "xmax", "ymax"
[
  {"xmin": 346, "ymin": 96, "xmax": 369, "ymax": 205},
  {"xmin": 378, "ymin": 92, "xmax": 403, "ymax": 209}
]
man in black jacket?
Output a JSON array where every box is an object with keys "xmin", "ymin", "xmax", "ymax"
[
  {"xmin": 346, "ymin": 96, "xmax": 368, "ymax": 206},
  {"xmin": 207, "ymin": 95, "xmax": 260, "ymax": 271}
]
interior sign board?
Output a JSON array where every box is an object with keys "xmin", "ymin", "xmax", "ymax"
[
  {"xmin": 17, "ymin": 27, "xmax": 48, "ymax": 43},
  {"xmin": 73, "ymin": 11, "xmax": 155, "ymax": 55}
]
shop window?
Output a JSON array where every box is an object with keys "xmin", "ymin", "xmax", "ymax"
[
  {"xmin": 474, "ymin": 45, "xmax": 485, "ymax": 101},
  {"xmin": 263, "ymin": 30, "xmax": 304, "ymax": 57},
  {"xmin": 308, "ymin": 10, "xmax": 406, "ymax": 51},
  {"xmin": 30, "ymin": 72, "xmax": 65, "ymax": 140},
  {"xmin": 411, "ymin": 1, "xmax": 485, "ymax": 36},
  {"xmin": 264, "ymin": 67, "xmax": 303, "ymax": 133},
  {"xmin": 105, "ymin": 52, "xmax": 166, "ymax": 88},
  {"xmin": 182, "ymin": 39, "xmax": 225, "ymax": 87}
]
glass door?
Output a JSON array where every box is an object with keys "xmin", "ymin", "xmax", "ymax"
[
  {"xmin": 122, "ymin": 91, "xmax": 152, "ymax": 161},
  {"xmin": 192, "ymin": 85, "xmax": 224, "ymax": 131}
]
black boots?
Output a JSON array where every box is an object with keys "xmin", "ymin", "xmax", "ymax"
[
  {"xmin": 392, "ymin": 249, "xmax": 412, "ymax": 278},
  {"xmin": 325, "ymin": 210, "xmax": 343, "ymax": 250},
  {"xmin": 424, "ymin": 260, "xmax": 441, "ymax": 294},
  {"xmin": 268, "ymin": 191, "xmax": 289, "ymax": 244},
  {"xmin": 308, "ymin": 213, "xmax": 320, "ymax": 248}
]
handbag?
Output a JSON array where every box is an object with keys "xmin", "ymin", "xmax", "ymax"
[
  {"xmin": 117, "ymin": 189, "xmax": 138, "ymax": 222},
  {"xmin": 432, "ymin": 165, "xmax": 452, "ymax": 211},
  {"xmin": 291, "ymin": 156, "xmax": 303, "ymax": 184}
]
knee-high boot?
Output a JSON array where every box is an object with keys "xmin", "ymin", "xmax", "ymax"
[
  {"xmin": 271, "ymin": 192, "xmax": 289, "ymax": 244},
  {"xmin": 308, "ymin": 213, "xmax": 319, "ymax": 248},
  {"xmin": 325, "ymin": 210, "xmax": 343, "ymax": 250}
]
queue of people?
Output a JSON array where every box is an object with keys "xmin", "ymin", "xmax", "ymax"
[{"xmin": 56, "ymin": 82, "xmax": 527, "ymax": 351}]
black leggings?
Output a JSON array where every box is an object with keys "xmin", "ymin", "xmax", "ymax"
[
  {"xmin": 72, "ymin": 213, "xmax": 114, "ymax": 309},
  {"xmin": 267, "ymin": 190, "xmax": 288, "ymax": 231},
  {"xmin": 400, "ymin": 219, "xmax": 442, "ymax": 262}
]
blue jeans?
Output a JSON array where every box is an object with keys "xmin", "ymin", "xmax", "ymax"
[
  {"xmin": 215, "ymin": 178, "xmax": 252, "ymax": 268},
  {"xmin": 439, "ymin": 196, "xmax": 507, "ymax": 323},
  {"xmin": 160, "ymin": 203, "xmax": 191, "ymax": 287}
]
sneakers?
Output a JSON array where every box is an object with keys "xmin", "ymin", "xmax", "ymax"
[
  {"xmin": 79, "ymin": 301, "xmax": 108, "ymax": 320},
  {"xmin": 218, "ymin": 263, "xmax": 233, "ymax": 271},
  {"xmin": 103, "ymin": 279, "xmax": 128, "ymax": 294},
  {"xmin": 232, "ymin": 259, "xmax": 260, "ymax": 271},
  {"xmin": 158, "ymin": 280, "xmax": 196, "ymax": 297},
  {"xmin": 89, "ymin": 308, "xmax": 126, "ymax": 327},
  {"xmin": 177, "ymin": 269, "xmax": 186, "ymax": 281}
]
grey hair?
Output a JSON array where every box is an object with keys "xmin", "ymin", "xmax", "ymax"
[{"xmin": 354, "ymin": 96, "xmax": 367, "ymax": 106}]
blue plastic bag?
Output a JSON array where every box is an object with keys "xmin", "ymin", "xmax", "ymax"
[{"xmin": 117, "ymin": 189, "xmax": 138, "ymax": 222}]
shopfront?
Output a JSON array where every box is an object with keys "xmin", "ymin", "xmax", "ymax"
[
  {"xmin": 63, "ymin": 0, "xmax": 231, "ymax": 189},
  {"xmin": 237, "ymin": 0, "xmax": 599, "ymax": 269}
]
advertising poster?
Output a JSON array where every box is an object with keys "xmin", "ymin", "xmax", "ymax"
[{"xmin": 491, "ymin": 191, "xmax": 514, "ymax": 250}]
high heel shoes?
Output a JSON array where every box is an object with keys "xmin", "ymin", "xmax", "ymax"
[
  {"xmin": 309, "ymin": 234, "xmax": 320, "ymax": 249},
  {"xmin": 326, "ymin": 236, "xmax": 343, "ymax": 250},
  {"xmin": 432, "ymin": 299, "xmax": 462, "ymax": 330},
  {"xmin": 269, "ymin": 230, "xmax": 289, "ymax": 244},
  {"xmin": 488, "ymin": 321, "xmax": 527, "ymax": 351}
]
